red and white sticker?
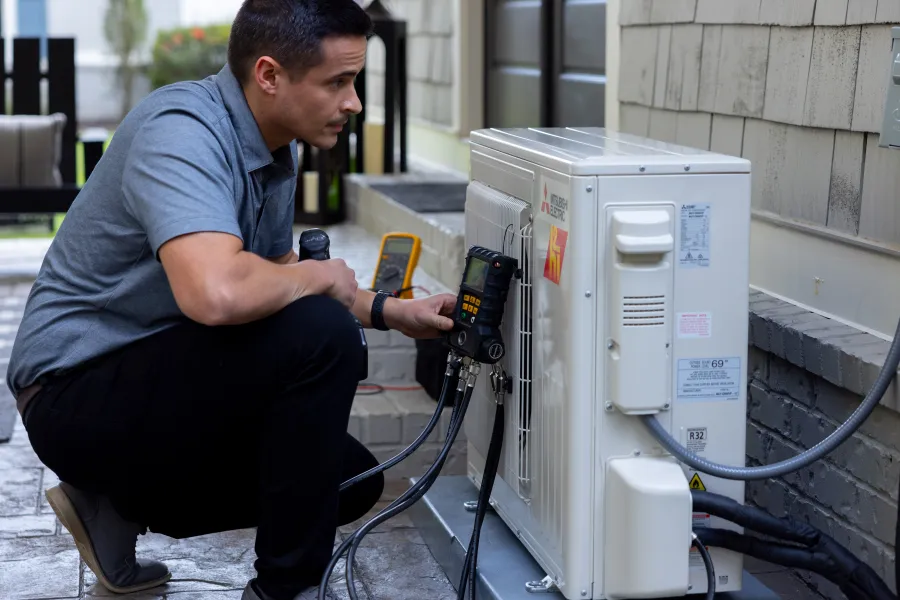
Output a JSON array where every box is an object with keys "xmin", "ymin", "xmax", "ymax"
[
  {"xmin": 689, "ymin": 512, "xmax": 711, "ymax": 568},
  {"xmin": 678, "ymin": 312, "xmax": 712, "ymax": 338}
]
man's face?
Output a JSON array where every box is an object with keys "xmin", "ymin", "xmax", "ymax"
[{"xmin": 275, "ymin": 35, "xmax": 367, "ymax": 149}]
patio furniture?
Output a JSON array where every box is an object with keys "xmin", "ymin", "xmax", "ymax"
[{"xmin": 0, "ymin": 37, "xmax": 104, "ymax": 225}]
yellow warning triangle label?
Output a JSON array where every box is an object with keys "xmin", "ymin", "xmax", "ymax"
[{"xmin": 689, "ymin": 473, "xmax": 706, "ymax": 491}]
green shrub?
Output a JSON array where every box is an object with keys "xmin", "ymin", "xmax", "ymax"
[{"xmin": 147, "ymin": 24, "xmax": 231, "ymax": 89}]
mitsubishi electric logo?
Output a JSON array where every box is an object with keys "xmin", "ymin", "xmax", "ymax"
[{"xmin": 540, "ymin": 182, "xmax": 568, "ymax": 223}]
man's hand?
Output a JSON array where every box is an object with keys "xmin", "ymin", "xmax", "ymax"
[
  {"xmin": 268, "ymin": 250, "xmax": 357, "ymax": 307},
  {"xmin": 297, "ymin": 259, "xmax": 358, "ymax": 308},
  {"xmin": 384, "ymin": 293, "xmax": 457, "ymax": 339}
]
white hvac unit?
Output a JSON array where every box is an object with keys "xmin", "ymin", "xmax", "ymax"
[{"xmin": 462, "ymin": 127, "xmax": 752, "ymax": 599}]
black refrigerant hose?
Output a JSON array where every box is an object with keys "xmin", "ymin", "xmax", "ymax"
[
  {"xmin": 457, "ymin": 399, "xmax": 505, "ymax": 600},
  {"xmin": 691, "ymin": 534, "xmax": 715, "ymax": 600},
  {"xmin": 319, "ymin": 364, "xmax": 476, "ymax": 600},
  {"xmin": 692, "ymin": 489, "xmax": 898, "ymax": 599},
  {"xmin": 339, "ymin": 358, "xmax": 459, "ymax": 492},
  {"xmin": 323, "ymin": 355, "xmax": 507, "ymax": 600},
  {"xmin": 342, "ymin": 384, "xmax": 473, "ymax": 600}
]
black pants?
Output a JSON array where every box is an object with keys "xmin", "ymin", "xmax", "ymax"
[{"xmin": 23, "ymin": 295, "xmax": 381, "ymax": 599}]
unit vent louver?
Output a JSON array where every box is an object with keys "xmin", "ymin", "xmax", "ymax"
[
  {"xmin": 462, "ymin": 180, "xmax": 533, "ymax": 503},
  {"xmin": 622, "ymin": 295, "xmax": 666, "ymax": 327}
]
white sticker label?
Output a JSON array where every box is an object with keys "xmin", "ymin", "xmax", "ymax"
[
  {"xmin": 687, "ymin": 428, "xmax": 708, "ymax": 454},
  {"xmin": 678, "ymin": 312, "xmax": 712, "ymax": 338},
  {"xmin": 677, "ymin": 358, "xmax": 741, "ymax": 402},
  {"xmin": 679, "ymin": 204, "xmax": 710, "ymax": 268}
]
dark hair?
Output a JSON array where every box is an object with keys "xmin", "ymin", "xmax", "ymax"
[{"xmin": 227, "ymin": 0, "xmax": 373, "ymax": 84}]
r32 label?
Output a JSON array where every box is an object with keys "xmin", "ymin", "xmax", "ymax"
[{"xmin": 686, "ymin": 428, "xmax": 708, "ymax": 454}]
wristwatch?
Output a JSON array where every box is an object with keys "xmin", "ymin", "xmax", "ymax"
[{"xmin": 371, "ymin": 290, "xmax": 392, "ymax": 331}]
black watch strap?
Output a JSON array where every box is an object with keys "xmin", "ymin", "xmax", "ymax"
[{"xmin": 371, "ymin": 291, "xmax": 391, "ymax": 331}]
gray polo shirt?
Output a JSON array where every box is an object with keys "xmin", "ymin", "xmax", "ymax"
[{"xmin": 6, "ymin": 64, "xmax": 298, "ymax": 398}]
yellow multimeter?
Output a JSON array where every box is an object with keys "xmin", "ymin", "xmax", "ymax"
[{"xmin": 371, "ymin": 233, "xmax": 421, "ymax": 299}]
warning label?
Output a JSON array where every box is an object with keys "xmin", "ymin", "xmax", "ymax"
[
  {"xmin": 678, "ymin": 312, "xmax": 712, "ymax": 338},
  {"xmin": 689, "ymin": 473, "xmax": 707, "ymax": 491},
  {"xmin": 677, "ymin": 357, "xmax": 741, "ymax": 402},
  {"xmin": 679, "ymin": 204, "xmax": 710, "ymax": 268},
  {"xmin": 687, "ymin": 427, "xmax": 708, "ymax": 454}
]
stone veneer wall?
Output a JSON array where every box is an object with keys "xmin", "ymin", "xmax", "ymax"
[{"xmin": 617, "ymin": 1, "xmax": 900, "ymax": 596}]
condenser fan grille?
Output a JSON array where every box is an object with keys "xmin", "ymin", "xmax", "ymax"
[
  {"xmin": 622, "ymin": 295, "xmax": 666, "ymax": 326},
  {"xmin": 516, "ymin": 223, "xmax": 533, "ymax": 501}
]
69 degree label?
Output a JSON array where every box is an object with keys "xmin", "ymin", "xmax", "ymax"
[{"xmin": 677, "ymin": 357, "xmax": 741, "ymax": 402}]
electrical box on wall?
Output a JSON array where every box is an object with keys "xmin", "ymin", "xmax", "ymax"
[{"xmin": 879, "ymin": 27, "xmax": 900, "ymax": 148}]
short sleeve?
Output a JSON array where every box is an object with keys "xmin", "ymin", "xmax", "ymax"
[{"xmin": 122, "ymin": 109, "xmax": 243, "ymax": 257}]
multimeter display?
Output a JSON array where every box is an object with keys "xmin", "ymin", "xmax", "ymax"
[
  {"xmin": 384, "ymin": 238, "xmax": 413, "ymax": 253},
  {"xmin": 372, "ymin": 234, "xmax": 421, "ymax": 299},
  {"xmin": 447, "ymin": 246, "xmax": 518, "ymax": 364}
]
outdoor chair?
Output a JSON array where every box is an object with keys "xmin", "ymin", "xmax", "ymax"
[{"xmin": 0, "ymin": 37, "xmax": 104, "ymax": 226}]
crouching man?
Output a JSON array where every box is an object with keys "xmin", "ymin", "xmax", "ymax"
[{"xmin": 6, "ymin": 1, "xmax": 456, "ymax": 599}]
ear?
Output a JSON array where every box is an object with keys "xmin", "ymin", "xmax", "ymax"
[{"xmin": 252, "ymin": 56, "xmax": 281, "ymax": 95}]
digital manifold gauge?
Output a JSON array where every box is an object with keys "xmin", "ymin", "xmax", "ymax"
[
  {"xmin": 371, "ymin": 233, "xmax": 422, "ymax": 299},
  {"xmin": 446, "ymin": 246, "xmax": 519, "ymax": 365}
]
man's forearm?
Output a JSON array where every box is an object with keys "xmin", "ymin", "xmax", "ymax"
[
  {"xmin": 267, "ymin": 249, "xmax": 299, "ymax": 265},
  {"xmin": 213, "ymin": 254, "xmax": 326, "ymax": 325},
  {"xmin": 351, "ymin": 289, "xmax": 376, "ymax": 328}
]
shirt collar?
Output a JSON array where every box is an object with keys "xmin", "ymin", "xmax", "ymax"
[{"xmin": 215, "ymin": 64, "xmax": 295, "ymax": 175}]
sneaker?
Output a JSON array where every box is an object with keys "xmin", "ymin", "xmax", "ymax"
[
  {"xmin": 241, "ymin": 579, "xmax": 337, "ymax": 600},
  {"xmin": 45, "ymin": 483, "xmax": 171, "ymax": 593}
]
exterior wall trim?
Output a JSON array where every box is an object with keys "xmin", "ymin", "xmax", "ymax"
[{"xmin": 749, "ymin": 289, "xmax": 899, "ymax": 412}]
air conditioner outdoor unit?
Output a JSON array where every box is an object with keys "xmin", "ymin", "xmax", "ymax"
[{"xmin": 462, "ymin": 127, "xmax": 752, "ymax": 599}]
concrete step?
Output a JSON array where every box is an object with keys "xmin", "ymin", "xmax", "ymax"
[
  {"xmin": 350, "ymin": 386, "xmax": 466, "ymax": 485},
  {"xmin": 345, "ymin": 173, "xmax": 467, "ymax": 293}
]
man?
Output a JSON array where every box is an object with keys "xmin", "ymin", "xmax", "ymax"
[{"xmin": 5, "ymin": 1, "xmax": 456, "ymax": 599}]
